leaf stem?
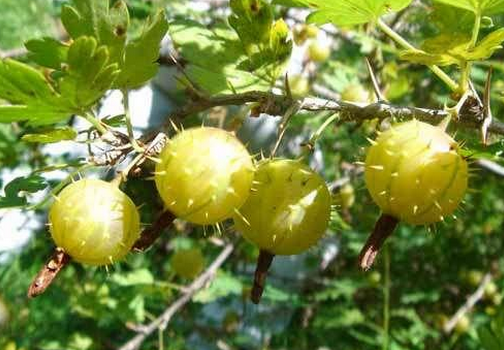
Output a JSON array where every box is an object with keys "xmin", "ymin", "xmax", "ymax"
[
  {"xmin": 121, "ymin": 89, "xmax": 144, "ymax": 153},
  {"xmin": 82, "ymin": 111, "xmax": 108, "ymax": 135},
  {"xmin": 376, "ymin": 19, "xmax": 459, "ymax": 92}
]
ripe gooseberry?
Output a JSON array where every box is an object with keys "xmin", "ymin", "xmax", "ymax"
[
  {"xmin": 233, "ymin": 158, "xmax": 332, "ymax": 255},
  {"xmin": 233, "ymin": 158, "xmax": 331, "ymax": 303},
  {"xmin": 359, "ymin": 120, "xmax": 468, "ymax": 269},
  {"xmin": 155, "ymin": 127, "xmax": 254, "ymax": 225},
  {"xmin": 171, "ymin": 247, "xmax": 205, "ymax": 279},
  {"xmin": 49, "ymin": 179, "xmax": 140, "ymax": 266},
  {"xmin": 365, "ymin": 120, "xmax": 467, "ymax": 225},
  {"xmin": 307, "ymin": 41, "xmax": 330, "ymax": 62}
]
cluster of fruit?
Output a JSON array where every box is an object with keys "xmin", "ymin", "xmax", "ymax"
[
  {"xmin": 47, "ymin": 118, "xmax": 468, "ymax": 300},
  {"xmin": 48, "ymin": 127, "xmax": 332, "ymax": 271}
]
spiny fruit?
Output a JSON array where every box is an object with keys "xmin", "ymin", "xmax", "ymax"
[
  {"xmin": 359, "ymin": 120, "xmax": 468, "ymax": 270},
  {"xmin": 308, "ymin": 41, "xmax": 330, "ymax": 62},
  {"xmin": 49, "ymin": 179, "xmax": 140, "ymax": 266},
  {"xmin": 171, "ymin": 247, "xmax": 205, "ymax": 279},
  {"xmin": 233, "ymin": 158, "xmax": 332, "ymax": 255},
  {"xmin": 365, "ymin": 120, "xmax": 468, "ymax": 225},
  {"xmin": 155, "ymin": 127, "xmax": 254, "ymax": 225}
]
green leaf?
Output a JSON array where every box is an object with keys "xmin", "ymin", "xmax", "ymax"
[
  {"xmin": 114, "ymin": 10, "xmax": 168, "ymax": 88},
  {"xmin": 479, "ymin": 326, "xmax": 501, "ymax": 350},
  {"xmin": 169, "ymin": 19, "xmax": 270, "ymax": 94},
  {"xmin": 21, "ymin": 127, "xmax": 77, "ymax": 144},
  {"xmin": 0, "ymin": 175, "xmax": 47, "ymax": 209},
  {"xmin": 279, "ymin": 0, "xmax": 413, "ymax": 27},
  {"xmin": 61, "ymin": 0, "xmax": 129, "ymax": 65},
  {"xmin": 25, "ymin": 37, "xmax": 69, "ymax": 70},
  {"xmin": 400, "ymin": 29, "xmax": 504, "ymax": 67},
  {"xmin": 111, "ymin": 269, "xmax": 155, "ymax": 286},
  {"xmin": 431, "ymin": 0, "xmax": 504, "ymax": 14},
  {"xmin": 193, "ymin": 271, "xmax": 242, "ymax": 303},
  {"xmin": 58, "ymin": 36, "xmax": 119, "ymax": 110},
  {"xmin": 466, "ymin": 28, "xmax": 504, "ymax": 60},
  {"xmin": 0, "ymin": 59, "xmax": 71, "ymax": 125}
]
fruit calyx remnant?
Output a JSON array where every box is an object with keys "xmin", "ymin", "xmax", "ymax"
[{"xmin": 358, "ymin": 214, "xmax": 398, "ymax": 271}]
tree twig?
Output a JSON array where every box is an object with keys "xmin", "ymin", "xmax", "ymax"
[
  {"xmin": 443, "ymin": 272, "xmax": 492, "ymax": 333},
  {"xmin": 118, "ymin": 243, "xmax": 234, "ymax": 350}
]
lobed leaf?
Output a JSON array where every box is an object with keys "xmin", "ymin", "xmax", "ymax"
[
  {"xmin": 25, "ymin": 37, "xmax": 69, "ymax": 70},
  {"xmin": 274, "ymin": 0, "xmax": 413, "ymax": 27},
  {"xmin": 0, "ymin": 175, "xmax": 47, "ymax": 209},
  {"xmin": 114, "ymin": 10, "xmax": 168, "ymax": 89}
]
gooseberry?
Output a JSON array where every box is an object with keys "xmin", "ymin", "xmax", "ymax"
[
  {"xmin": 341, "ymin": 84, "xmax": 370, "ymax": 103},
  {"xmin": 307, "ymin": 41, "xmax": 330, "ymax": 62},
  {"xmin": 365, "ymin": 120, "xmax": 468, "ymax": 225},
  {"xmin": 233, "ymin": 158, "xmax": 331, "ymax": 255},
  {"xmin": 155, "ymin": 127, "xmax": 254, "ymax": 225},
  {"xmin": 48, "ymin": 179, "xmax": 140, "ymax": 266},
  {"xmin": 289, "ymin": 75, "xmax": 310, "ymax": 98},
  {"xmin": 171, "ymin": 247, "xmax": 205, "ymax": 279},
  {"xmin": 454, "ymin": 315, "xmax": 471, "ymax": 334},
  {"xmin": 359, "ymin": 120, "xmax": 468, "ymax": 269}
]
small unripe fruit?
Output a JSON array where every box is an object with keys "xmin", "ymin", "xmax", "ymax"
[
  {"xmin": 171, "ymin": 248, "xmax": 205, "ymax": 279},
  {"xmin": 155, "ymin": 127, "xmax": 254, "ymax": 225},
  {"xmin": 308, "ymin": 41, "xmax": 331, "ymax": 62},
  {"xmin": 484, "ymin": 282, "xmax": 498, "ymax": 299},
  {"xmin": 466, "ymin": 270, "xmax": 483, "ymax": 287},
  {"xmin": 49, "ymin": 179, "xmax": 140, "ymax": 266},
  {"xmin": 454, "ymin": 315, "xmax": 471, "ymax": 334},
  {"xmin": 233, "ymin": 159, "xmax": 331, "ymax": 255},
  {"xmin": 289, "ymin": 75, "xmax": 310, "ymax": 98},
  {"xmin": 365, "ymin": 120, "xmax": 468, "ymax": 225},
  {"xmin": 341, "ymin": 84, "xmax": 370, "ymax": 103},
  {"xmin": 368, "ymin": 271, "xmax": 381, "ymax": 285},
  {"xmin": 222, "ymin": 311, "xmax": 240, "ymax": 333},
  {"xmin": 338, "ymin": 183, "xmax": 355, "ymax": 209},
  {"xmin": 0, "ymin": 297, "xmax": 8, "ymax": 328}
]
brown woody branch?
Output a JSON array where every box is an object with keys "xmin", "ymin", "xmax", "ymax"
[
  {"xmin": 118, "ymin": 243, "xmax": 234, "ymax": 350},
  {"xmin": 156, "ymin": 91, "xmax": 504, "ymax": 137}
]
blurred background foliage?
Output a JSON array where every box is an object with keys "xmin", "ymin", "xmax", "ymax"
[{"xmin": 0, "ymin": 1, "xmax": 504, "ymax": 350}]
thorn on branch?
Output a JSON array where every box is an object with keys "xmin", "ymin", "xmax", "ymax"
[
  {"xmin": 358, "ymin": 214, "xmax": 398, "ymax": 271},
  {"xmin": 28, "ymin": 248, "xmax": 71, "ymax": 298},
  {"xmin": 251, "ymin": 249, "xmax": 275, "ymax": 304}
]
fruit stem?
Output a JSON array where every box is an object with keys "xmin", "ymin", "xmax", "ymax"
[
  {"xmin": 27, "ymin": 248, "xmax": 71, "ymax": 298},
  {"xmin": 133, "ymin": 210, "xmax": 176, "ymax": 251},
  {"xmin": 251, "ymin": 249, "xmax": 275, "ymax": 304},
  {"xmin": 301, "ymin": 113, "xmax": 340, "ymax": 159},
  {"xmin": 358, "ymin": 214, "xmax": 398, "ymax": 271},
  {"xmin": 376, "ymin": 19, "xmax": 459, "ymax": 92}
]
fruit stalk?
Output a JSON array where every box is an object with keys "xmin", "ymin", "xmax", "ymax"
[
  {"xmin": 251, "ymin": 249, "xmax": 275, "ymax": 304},
  {"xmin": 27, "ymin": 248, "xmax": 71, "ymax": 298},
  {"xmin": 358, "ymin": 214, "xmax": 398, "ymax": 270},
  {"xmin": 133, "ymin": 210, "xmax": 176, "ymax": 251}
]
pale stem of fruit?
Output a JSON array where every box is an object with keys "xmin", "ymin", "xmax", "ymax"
[
  {"xmin": 82, "ymin": 111, "xmax": 108, "ymax": 135},
  {"xmin": 382, "ymin": 245, "xmax": 391, "ymax": 350},
  {"xmin": 121, "ymin": 89, "xmax": 144, "ymax": 153},
  {"xmin": 376, "ymin": 19, "xmax": 459, "ymax": 92}
]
